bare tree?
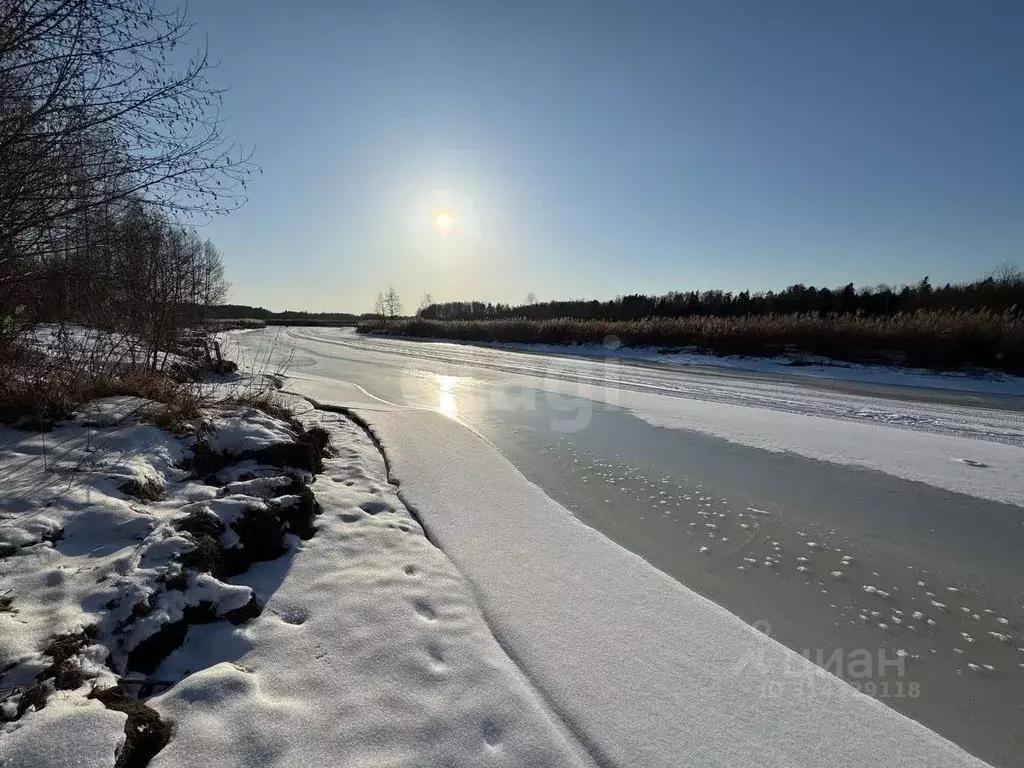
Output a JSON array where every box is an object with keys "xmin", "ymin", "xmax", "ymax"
[
  {"xmin": 418, "ymin": 292, "xmax": 433, "ymax": 315},
  {"xmin": 374, "ymin": 292, "xmax": 387, "ymax": 321},
  {"xmin": 0, "ymin": 0, "xmax": 256, "ymax": 334},
  {"xmin": 384, "ymin": 286, "xmax": 402, "ymax": 319},
  {"xmin": 525, "ymin": 291, "xmax": 537, "ymax": 305},
  {"xmin": 990, "ymin": 262, "xmax": 1024, "ymax": 286}
]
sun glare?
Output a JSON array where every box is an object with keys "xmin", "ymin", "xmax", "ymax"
[
  {"xmin": 437, "ymin": 375, "xmax": 458, "ymax": 418},
  {"xmin": 435, "ymin": 212, "xmax": 454, "ymax": 231}
]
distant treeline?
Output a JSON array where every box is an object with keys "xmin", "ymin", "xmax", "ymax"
[
  {"xmin": 207, "ymin": 305, "xmax": 367, "ymax": 326},
  {"xmin": 419, "ymin": 267, "xmax": 1024, "ymax": 322}
]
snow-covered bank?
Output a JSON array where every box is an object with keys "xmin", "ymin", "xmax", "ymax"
[
  {"xmin": 0, "ymin": 395, "xmax": 326, "ymax": 766},
  {"xmin": 148, "ymin": 405, "xmax": 593, "ymax": 767},
  {"xmin": 0, "ymin": 391, "xmax": 595, "ymax": 766},
  {"xmin": 289, "ymin": 377, "xmax": 993, "ymax": 768}
]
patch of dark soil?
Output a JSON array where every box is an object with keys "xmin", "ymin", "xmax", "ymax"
[
  {"xmin": 177, "ymin": 491, "xmax": 318, "ymax": 578},
  {"xmin": 2, "ymin": 524, "xmax": 67, "ymax": 560},
  {"xmin": 278, "ymin": 487, "xmax": 321, "ymax": 540},
  {"xmin": 232, "ymin": 505, "xmax": 287, "ymax": 562},
  {"xmin": 187, "ymin": 429, "xmax": 327, "ymax": 481},
  {"xmin": 0, "ymin": 594, "xmax": 14, "ymax": 612},
  {"xmin": 178, "ymin": 533, "xmax": 225, "ymax": 577},
  {"xmin": 91, "ymin": 686, "xmax": 171, "ymax": 768},
  {"xmin": 118, "ymin": 478, "xmax": 165, "ymax": 502},
  {"xmin": 129, "ymin": 596, "xmax": 155, "ymax": 622},
  {"xmin": 300, "ymin": 425, "xmax": 332, "ymax": 466},
  {"xmin": 248, "ymin": 441, "xmax": 321, "ymax": 474},
  {"xmin": 223, "ymin": 594, "xmax": 261, "ymax": 625},
  {"xmin": 175, "ymin": 510, "xmax": 232, "ymax": 577},
  {"xmin": 175, "ymin": 509, "xmax": 224, "ymax": 538},
  {"xmin": 0, "ymin": 626, "xmax": 100, "ymax": 721},
  {"xmin": 208, "ymin": 359, "xmax": 238, "ymax": 375},
  {"xmin": 52, "ymin": 659, "xmax": 87, "ymax": 690},
  {"xmin": 40, "ymin": 525, "xmax": 66, "ymax": 546},
  {"xmin": 162, "ymin": 572, "xmax": 189, "ymax": 591},
  {"xmin": 126, "ymin": 602, "xmax": 217, "ymax": 675},
  {"xmin": 13, "ymin": 682, "xmax": 48, "ymax": 718},
  {"xmin": 39, "ymin": 626, "xmax": 98, "ymax": 678}
]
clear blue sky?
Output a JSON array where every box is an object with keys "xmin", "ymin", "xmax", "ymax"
[{"xmin": 187, "ymin": 0, "xmax": 1024, "ymax": 313}]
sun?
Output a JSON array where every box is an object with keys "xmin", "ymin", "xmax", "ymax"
[{"xmin": 435, "ymin": 212, "xmax": 454, "ymax": 231}]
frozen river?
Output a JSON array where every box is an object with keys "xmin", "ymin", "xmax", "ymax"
[{"xmin": 233, "ymin": 326, "xmax": 1024, "ymax": 768}]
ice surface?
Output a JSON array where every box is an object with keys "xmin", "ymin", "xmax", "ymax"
[
  {"xmin": 288, "ymin": 326, "xmax": 1024, "ymax": 397},
  {"xmin": 293, "ymin": 380, "xmax": 990, "ymax": 767},
  {"xmin": 482, "ymin": 340, "xmax": 1024, "ymax": 396},
  {"xmin": 282, "ymin": 326, "xmax": 1024, "ymax": 507},
  {"xmin": 608, "ymin": 388, "xmax": 1024, "ymax": 507}
]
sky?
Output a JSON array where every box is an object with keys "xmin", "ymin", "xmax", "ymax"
[{"xmin": 185, "ymin": 0, "xmax": 1024, "ymax": 313}]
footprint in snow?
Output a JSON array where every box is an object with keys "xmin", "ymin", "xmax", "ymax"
[
  {"xmin": 413, "ymin": 599, "xmax": 438, "ymax": 621},
  {"xmin": 426, "ymin": 642, "xmax": 446, "ymax": 668},
  {"xmin": 273, "ymin": 605, "xmax": 309, "ymax": 626},
  {"xmin": 360, "ymin": 500, "xmax": 393, "ymax": 515},
  {"xmin": 481, "ymin": 719, "xmax": 501, "ymax": 748},
  {"xmin": 956, "ymin": 458, "xmax": 989, "ymax": 468}
]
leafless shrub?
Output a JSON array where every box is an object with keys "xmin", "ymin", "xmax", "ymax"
[{"xmin": 0, "ymin": 0, "xmax": 252, "ymax": 426}]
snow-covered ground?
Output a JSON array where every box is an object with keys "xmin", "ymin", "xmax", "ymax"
[
  {"xmin": 0, "ymin": 395, "xmax": 314, "ymax": 766},
  {"xmin": 0, "ymin": 391, "xmax": 591, "ymax": 766},
  {"xmin": 149, "ymin": 406, "xmax": 592, "ymax": 768}
]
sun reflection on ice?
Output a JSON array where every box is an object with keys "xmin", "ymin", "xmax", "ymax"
[{"xmin": 437, "ymin": 375, "xmax": 458, "ymax": 418}]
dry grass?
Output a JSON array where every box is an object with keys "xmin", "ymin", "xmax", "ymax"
[
  {"xmin": 359, "ymin": 310, "xmax": 1024, "ymax": 372},
  {"xmin": 0, "ymin": 322, "xmax": 248, "ymax": 431},
  {"xmin": 228, "ymin": 390, "xmax": 294, "ymax": 424},
  {"xmin": 0, "ymin": 326, "xmax": 218, "ymax": 431},
  {"xmin": 0, "ymin": 368, "xmax": 209, "ymax": 432}
]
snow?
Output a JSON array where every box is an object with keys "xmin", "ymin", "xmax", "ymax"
[
  {"xmin": 204, "ymin": 407, "xmax": 297, "ymax": 454},
  {"xmin": 148, "ymin": 409, "xmax": 592, "ymax": 767},
  {"xmin": 75, "ymin": 396, "xmax": 160, "ymax": 427},
  {"xmin": 3, "ymin": 328, "xmax": 1010, "ymax": 766},
  {"xmin": 602, "ymin": 388, "xmax": 1024, "ymax": 507},
  {"xmin": 0, "ymin": 397, "xmax": 322, "ymax": 763},
  {"xmin": 1, "ymin": 393, "xmax": 595, "ymax": 766},
  {"xmin": 0, "ymin": 416, "xmax": 190, "ymax": 681},
  {"xmin": 0, "ymin": 695, "xmax": 126, "ymax": 768},
  {"xmin": 293, "ymin": 380, "xmax": 991, "ymax": 768}
]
